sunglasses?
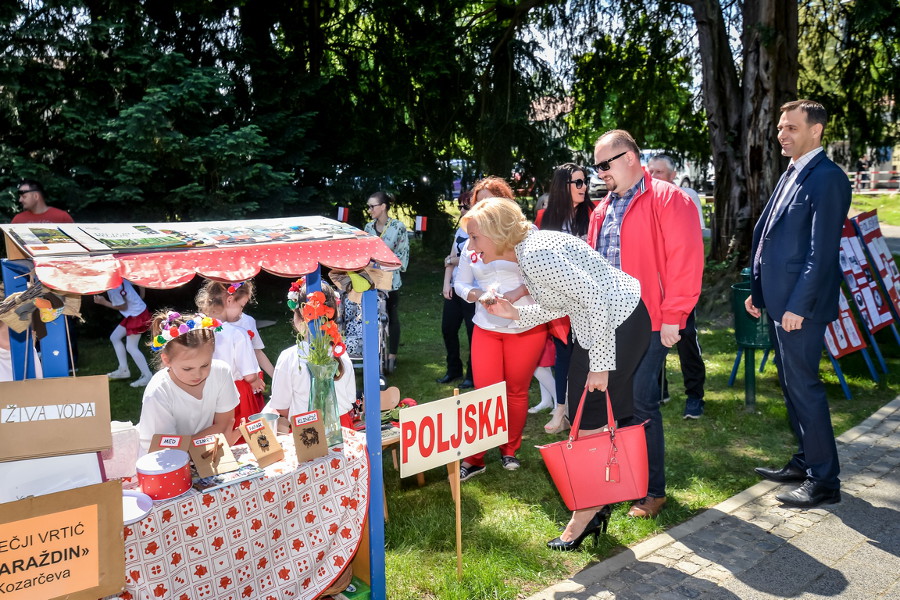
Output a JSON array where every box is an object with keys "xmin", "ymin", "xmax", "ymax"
[
  {"xmin": 567, "ymin": 178, "xmax": 587, "ymax": 189},
  {"xmin": 366, "ymin": 203, "xmax": 383, "ymax": 209},
  {"xmin": 594, "ymin": 151, "xmax": 627, "ymax": 172},
  {"xmin": 458, "ymin": 203, "xmax": 470, "ymax": 210},
  {"xmin": 17, "ymin": 189, "xmax": 35, "ymax": 196}
]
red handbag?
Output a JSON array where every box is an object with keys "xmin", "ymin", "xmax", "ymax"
[{"xmin": 537, "ymin": 387, "xmax": 649, "ymax": 511}]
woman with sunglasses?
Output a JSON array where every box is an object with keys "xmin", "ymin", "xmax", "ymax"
[
  {"xmin": 533, "ymin": 164, "xmax": 596, "ymax": 432},
  {"xmin": 364, "ymin": 191, "xmax": 410, "ymax": 374}
]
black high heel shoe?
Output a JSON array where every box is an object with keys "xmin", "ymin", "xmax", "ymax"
[{"xmin": 547, "ymin": 506, "xmax": 612, "ymax": 551}]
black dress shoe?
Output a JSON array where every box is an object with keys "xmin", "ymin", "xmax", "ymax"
[
  {"xmin": 458, "ymin": 379, "xmax": 474, "ymax": 390},
  {"xmin": 436, "ymin": 373, "xmax": 463, "ymax": 384},
  {"xmin": 776, "ymin": 480, "xmax": 840, "ymax": 508},
  {"xmin": 754, "ymin": 463, "xmax": 807, "ymax": 483}
]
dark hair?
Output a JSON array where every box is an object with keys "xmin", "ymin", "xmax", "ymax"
[
  {"xmin": 780, "ymin": 99, "xmax": 827, "ymax": 135},
  {"xmin": 541, "ymin": 163, "xmax": 592, "ymax": 237},
  {"xmin": 18, "ymin": 179, "xmax": 45, "ymax": 196},
  {"xmin": 195, "ymin": 279, "xmax": 256, "ymax": 315},
  {"xmin": 148, "ymin": 309, "xmax": 216, "ymax": 367},
  {"xmin": 368, "ymin": 191, "xmax": 394, "ymax": 210},
  {"xmin": 596, "ymin": 129, "xmax": 641, "ymax": 156}
]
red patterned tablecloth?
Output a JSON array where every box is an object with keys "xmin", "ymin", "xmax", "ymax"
[{"xmin": 113, "ymin": 430, "xmax": 368, "ymax": 600}]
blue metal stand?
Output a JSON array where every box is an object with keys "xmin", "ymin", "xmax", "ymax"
[
  {"xmin": 362, "ymin": 288, "xmax": 386, "ymax": 600},
  {"xmin": 827, "ymin": 352, "xmax": 852, "ymax": 400},
  {"xmin": 1, "ymin": 258, "xmax": 70, "ymax": 379},
  {"xmin": 862, "ymin": 326, "xmax": 889, "ymax": 374}
]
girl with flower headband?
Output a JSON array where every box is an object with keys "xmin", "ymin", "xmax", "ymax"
[
  {"xmin": 136, "ymin": 310, "xmax": 239, "ymax": 453},
  {"xmin": 264, "ymin": 279, "xmax": 356, "ymax": 428},
  {"xmin": 196, "ymin": 279, "xmax": 264, "ymax": 431}
]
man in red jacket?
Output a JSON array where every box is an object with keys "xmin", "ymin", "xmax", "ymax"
[{"xmin": 587, "ymin": 130, "xmax": 704, "ymax": 518}]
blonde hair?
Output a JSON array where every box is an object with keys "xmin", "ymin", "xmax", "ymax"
[
  {"xmin": 461, "ymin": 197, "xmax": 531, "ymax": 253},
  {"xmin": 196, "ymin": 279, "xmax": 255, "ymax": 314}
]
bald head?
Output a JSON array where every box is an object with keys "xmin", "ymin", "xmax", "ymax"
[{"xmin": 593, "ymin": 129, "xmax": 644, "ymax": 195}]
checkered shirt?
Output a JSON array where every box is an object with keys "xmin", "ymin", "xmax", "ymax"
[{"xmin": 596, "ymin": 177, "xmax": 645, "ymax": 269}]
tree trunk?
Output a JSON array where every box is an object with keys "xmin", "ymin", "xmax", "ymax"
[{"xmin": 687, "ymin": 0, "xmax": 798, "ymax": 265}]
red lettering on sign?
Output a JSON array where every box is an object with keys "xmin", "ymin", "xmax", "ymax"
[
  {"xmin": 401, "ymin": 421, "xmax": 416, "ymax": 463},
  {"xmin": 420, "ymin": 416, "xmax": 436, "ymax": 457},
  {"xmin": 450, "ymin": 406, "xmax": 463, "ymax": 448},
  {"xmin": 436, "ymin": 413, "xmax": 450, "ymax": 453},
  {"xmin": 464, "ymin": 404, "xmax": 477, "ymax": 444},
  {"xmin": 478, "ymin": 397, "xmax": 494, "ymax": 439},
  {"xmin": 493, "ymin": 395, "xmax": 507, "ymax": 433}
]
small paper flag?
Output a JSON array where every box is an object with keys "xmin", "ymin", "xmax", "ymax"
[{"xmin": 415, "ymin": 215, "xmax": 427, "ymax": 232}]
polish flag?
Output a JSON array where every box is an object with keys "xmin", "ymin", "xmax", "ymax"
[
  {"xmin": 415, "ymin": 216, "xmax": 427, "ymax": 232},
  {"xmin": 337, "ymin": 207, "xmax": 349, "ymax": 222}
]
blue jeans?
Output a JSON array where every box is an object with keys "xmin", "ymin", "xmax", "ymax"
[{"xmin": 627, "ymin": 332, "xmax": 669, "ymax": 498}]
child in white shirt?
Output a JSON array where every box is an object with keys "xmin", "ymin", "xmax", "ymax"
[
  {"xmin": 267, "ymin": 280, "xmax": 355, "ymax": 427},
  {"xmin": 137, "ymin": 310, "xmax": 239, "ymax": 453},
  {"xmin": 196, "ymin": 280, "xmax": 263, "ymax": 430}
]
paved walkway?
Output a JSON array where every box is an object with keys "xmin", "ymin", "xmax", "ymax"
[{"xmin": 527, "ymin": 396, "xmax": 900, "ymax": 600}]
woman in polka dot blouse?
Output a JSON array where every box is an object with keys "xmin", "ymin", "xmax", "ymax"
[{"xmin": 464, "ymin": 197, "xmax": 651, "ymax": 551}]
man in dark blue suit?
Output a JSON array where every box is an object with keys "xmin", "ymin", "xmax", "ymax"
[{"xmin": 746, "ymin": 99, "xmax": 851, "ymax": 508}]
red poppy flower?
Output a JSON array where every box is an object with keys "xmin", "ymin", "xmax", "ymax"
[
  {"xmin": 308, "ymin": 291, "xmax": 326, "ymax": 304},
  {"xmin": 302, "ymin": 304, "xmax": 317, "ymax": 322},
  {"xmin": 323, "ymin": 305, "xmax": 335, "ymax": 319}
]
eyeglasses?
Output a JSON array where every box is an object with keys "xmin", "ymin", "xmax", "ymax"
[
  {"xmin": 366, "ymin": 203, "xmax": 383, "ymax": 209},
  {"xmin": 567, "ymin": 178, "xmax": 587, "ymax": 189},
  {"xmin": 458, "ymin": 203, "xmax": 470, "ymax": 210},
  {"xmin": 17, "ymin": 189, "xmax": 35, "ymax": 196},
  {"xmin": 594, "ymin": 151, "xmax": 627, "ymax": 172}
]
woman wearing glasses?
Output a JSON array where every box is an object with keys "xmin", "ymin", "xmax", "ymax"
[
  {"xmin": 533, "ymin": 164, "xmax": 596, "ymax": 432},
  {"xmin": 436, "ymin": 189, "xmax": 476, "ymax": 388},
  {"xmin": 364, "ymin": 191, "xmax": 410, "ymax": 374}
]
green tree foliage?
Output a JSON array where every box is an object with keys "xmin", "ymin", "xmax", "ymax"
[
  {"xmin": 568, "ymin": 14, "xmax": 709, "ymax": 163},
  {"xmin": 800, "ymin": 0, "xmax": 900, "ymax": 163}
]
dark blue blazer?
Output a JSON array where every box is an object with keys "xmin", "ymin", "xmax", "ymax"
[{"xmin": 749, "ymin": 151, "xmax": 851, "ymax": 324}]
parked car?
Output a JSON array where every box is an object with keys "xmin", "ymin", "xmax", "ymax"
[{"xmin": 586, "ymin": 166, "xmax": 607, "ymax": 201}]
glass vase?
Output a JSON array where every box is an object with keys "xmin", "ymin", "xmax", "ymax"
[{"xmin": 307, "ymin": 360, "xmax": 343, "ymax": 447}]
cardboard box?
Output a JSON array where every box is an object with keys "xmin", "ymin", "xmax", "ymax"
[
  {"xmin": 0, "ymin": 481, "xmax": 125, "ymax": 600},
  {"xmin": 0, "ymin": 375, "xmax": 112, "ymax": 462}
]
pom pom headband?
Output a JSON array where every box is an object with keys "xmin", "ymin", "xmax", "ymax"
[
  {"xmin": 151, "ymin": 311, "xmax": 223, "ymax": 352},
  {"xmin": 286, "ymin": 277, "xmax": 305, "ymax": 310}
]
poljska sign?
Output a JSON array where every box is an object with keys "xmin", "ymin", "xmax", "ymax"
[{"xmin": 399, "ymin": 382, "xmax": 508, "ymax": 478}]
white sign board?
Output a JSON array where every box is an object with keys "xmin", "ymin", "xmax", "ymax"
[{"xmin": 399, "ymin": 382, "xmax": 508, "ymax": 478}]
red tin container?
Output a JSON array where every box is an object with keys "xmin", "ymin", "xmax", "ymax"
[{"xmin": 136, "ymin": 449, "xmax": 191, "ymax": 501}]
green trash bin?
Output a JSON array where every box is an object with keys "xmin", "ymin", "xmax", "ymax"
[{"xmin": 731, "ymin": 281, "xmax": 772, "ymax": 349}]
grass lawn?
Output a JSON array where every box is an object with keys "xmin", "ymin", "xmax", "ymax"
[
  {"xmin": 80, "ymin": 223, "xmax": 900, "ymax": 599},
  {"xmin": 851, "ymin": 193, "xmax": 900, "ymax": 226}
]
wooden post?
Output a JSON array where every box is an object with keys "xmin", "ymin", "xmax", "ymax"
[{"xmin": 446, "ymin": 388, "xmax": 463, "ymax": 580}]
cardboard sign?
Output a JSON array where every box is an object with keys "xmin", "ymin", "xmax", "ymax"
[
  {"xmin": 824, "ymin": 289, "xmax": 867, "ymax": 359},
  {"xmin": 238, "ymin": 418, "xmax": 284, "ymax": 468},
  {"xmin": 399, "ymin": 382, "xmax": 508, "ymax": 478},
  {"xmin": 0, "ymin": 375, "xmax": 112, "ymax": 463},
  {"xmin": 290, "ymin": 410, "xmax": 328, "ymax": 463},
  {"xmin": 0, "ymin": 480, "xmax": 124, "ymax": 600},
  {"xmin": 854, "ymin": 210, "xmax": 900, "ymax": 317},
  {"xmin": 840, "ymin": 220, "xmax": 893, "ymax": 333},
  {"xmin": 148, "ymin": 433, "xmax": 190, "ymax": 454},
  {"xmin": 187, "ymin": 433, "xmax": 239, "ymax": 478}
]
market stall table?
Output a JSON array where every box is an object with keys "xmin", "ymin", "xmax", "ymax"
[{"xmin": 111, "ymin": 430, "xmax": 368, "ymax": 600}]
